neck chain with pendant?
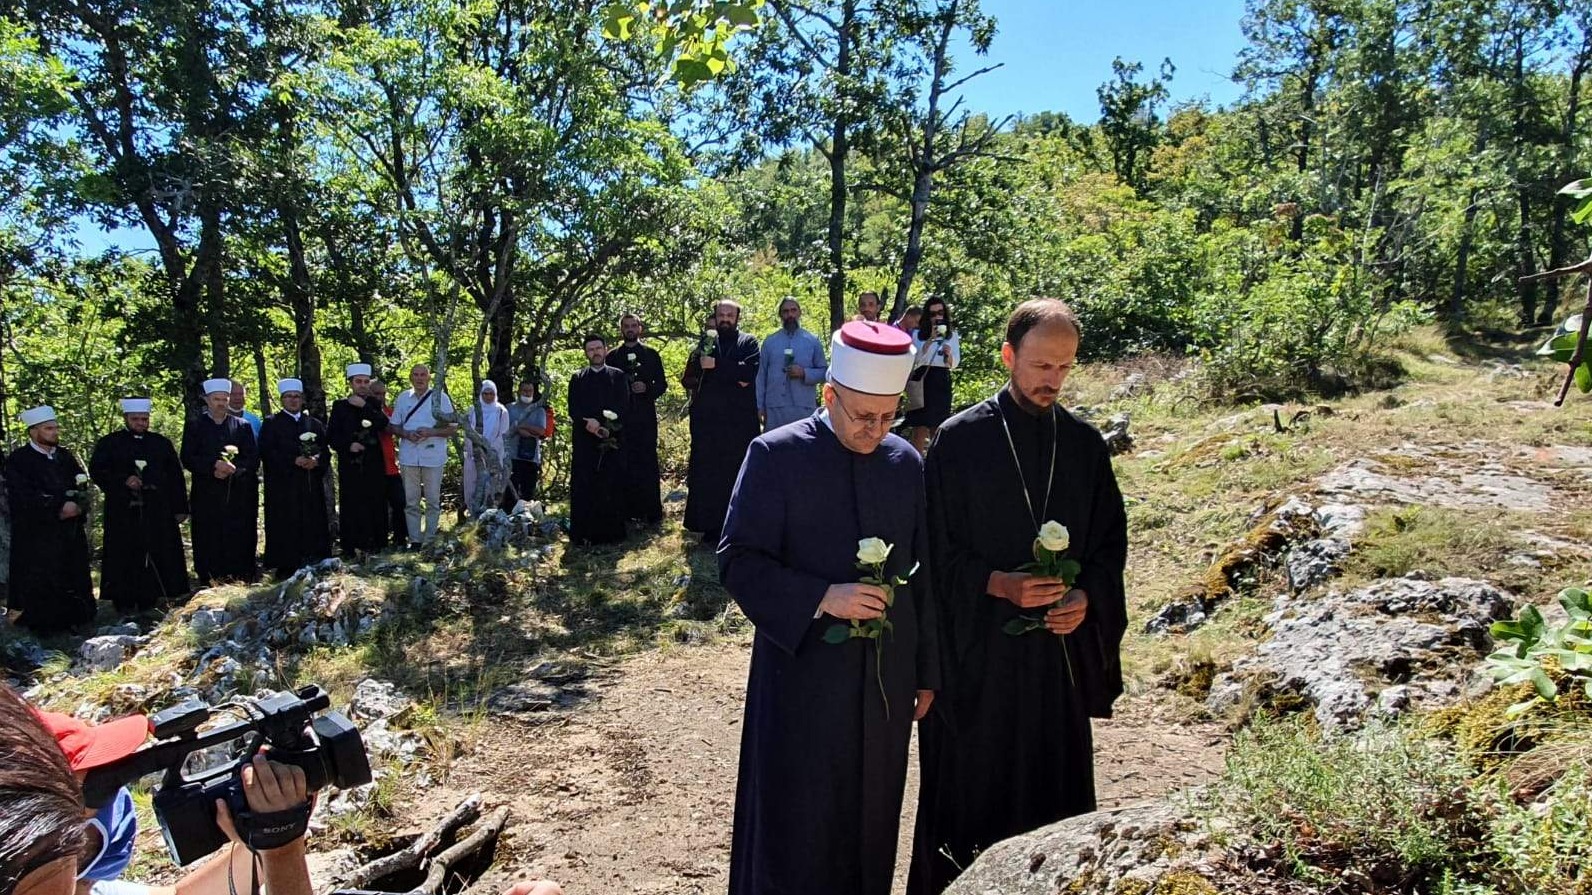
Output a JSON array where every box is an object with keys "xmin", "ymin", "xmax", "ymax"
[{"xmin": 997, "ymin": 389, "xmax": 1057, "ymax": 534}]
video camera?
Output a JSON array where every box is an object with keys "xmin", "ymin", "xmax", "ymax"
[{"xmin": 81, "ymin": 685, "xmax": 372, "ymax": 866}]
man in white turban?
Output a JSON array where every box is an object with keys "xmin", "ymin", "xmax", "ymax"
[
  {"xmin": 89, "ymin": 398, "xmax": 190, "ymax": 612},
  {"xmin": 5, "ymin": 406, "xmax": 96, "ymax": 632},
  {"xmin": 259, "ymin": 379, "xmax": 333, "ymax": 577},
  {"xmin": 327, "ymin": 363, "xmax": 391, "ymax": 556},
  {"xmin": 180, "ymin": 378, "xmax": 260, "ymax": 585}
]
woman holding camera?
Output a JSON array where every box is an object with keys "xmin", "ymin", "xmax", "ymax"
[{"xmin": 903, "ymin": 296, "xmax": 961, "ymax": 454}]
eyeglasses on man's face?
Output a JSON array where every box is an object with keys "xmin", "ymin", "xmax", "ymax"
[{"xmin": 831, "ymin": 391, "xmax": 901, "ymax": 431}]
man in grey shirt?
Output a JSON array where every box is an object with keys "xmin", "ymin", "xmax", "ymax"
[{"xmin": 756, "ymin": 297, "xmax": 828, "ymax": 432}]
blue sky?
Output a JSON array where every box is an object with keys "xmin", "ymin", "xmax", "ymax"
[{"xmin": 950, "ymin": 0, "xmax": 1250, "ymax": 122}]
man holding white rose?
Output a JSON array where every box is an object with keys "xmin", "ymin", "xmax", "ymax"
[
  {"xmin": 90, "ymin": 397, "xmax": 190, "ymax": 610},
  {"xmin": 568, "ymin": 334, "xmax": 630, "ymax": 546},
  {"xmin": 259, "ymin": 379, "xmax": 333, "ymax": 578},
  {"xmin": 5, "ymin": 406, "xmax": 95, "ymax": 632},
  {"xmin": 755, "ymin": 297, "xmax": 828, "ymax": 432},
  {"xmin": 908, "ymin": 298, "xmax": 1129, "ymax": 895},
  {"xmin": 719, "ymin": 320, "xmax": 939, "ymax": 895}
]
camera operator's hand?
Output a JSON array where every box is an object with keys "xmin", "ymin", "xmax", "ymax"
[{"xmin": 215, "ymin": 754, "xmax": 309, "ymax": 840}]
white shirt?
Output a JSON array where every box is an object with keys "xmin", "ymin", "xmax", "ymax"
[{"xmin": 392, "ymin": 388, "xmax": 456, "ymax": 468}]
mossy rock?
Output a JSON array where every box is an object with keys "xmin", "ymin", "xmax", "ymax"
[{"xmin": 1155, "ymin": 870, "xmax": 1219, "ymax": 895}]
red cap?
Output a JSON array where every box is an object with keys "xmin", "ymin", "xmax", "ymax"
[
  {"xmin": 838, "ymin": 320, "xmax": 912, "ymax": 354},
  {"xmin": 36, "ymin": 711, "xmax": 150, "ymax": 771}
]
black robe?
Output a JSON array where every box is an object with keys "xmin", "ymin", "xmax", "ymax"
[
  {"xmin": 682, "ymin": 329, "xmax": 760, "ymax": 537},
  {"xmin": 908, "ymin": 389, "xmax": 1128, "ymax": 895},
  {"xmin": 260, "ymin": 411, "xmax": 333, "ymax": 577},
  {"xmin": 327, "ymin": 397, "xmax": 390, "ymax": 554},
  {"xmin": 4, "ymin": 444, "xmax": 94, "ymax": 632},
  {"xmin": 181, "ymin": 413, "xmax": 260, "ymax": 586},
  {"xmin": 567, "ymin": 365, "xmax": 630, "ymax": 546},
  {"xmin": 89, "ymin": 429, "xmax": 190, "ymax": 610},
  {"xmin": 613, "ymin": 342, "xmax": 667, "ymax": 523},
  {"xmin": 719, "ymin": 417, "xmax": 939, "ymax": 895}
]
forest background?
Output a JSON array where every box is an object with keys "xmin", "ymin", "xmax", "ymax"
[{"xmin": 4, "ymin": 0, "xmax": 1591, "ymax": 494}]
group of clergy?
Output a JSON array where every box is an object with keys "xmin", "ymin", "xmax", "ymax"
[
  {"xmin": 717, "ymin": 298, "xmax": 1129, "ymax": 895},
  {"xmin": 1, "ymin": 364, "xmax": 434, "ymax": 634}
]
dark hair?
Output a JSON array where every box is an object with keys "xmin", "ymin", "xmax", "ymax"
[
  {"xmin": 582, "ymin": 334, "xmax": 606, "ymax": 348},
  {"xmin": 917, "ymin": 297, "xmax": 954, "ymax": 342},
  {"xmin": 618, "ymin": 313, "xmax": 640, "ymax": 325},
  {"xmin": 0, "ymin": 686, "xmax": 87, "ymax": 895},
  {"xmin": 1005, "ymin": 298, "xmax": 1081, "ymax": 350}
]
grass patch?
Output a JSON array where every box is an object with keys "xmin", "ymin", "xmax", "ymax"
[{"xmin": 1342, "ymin": 507, "xmax": 1521, "ymax": 584}]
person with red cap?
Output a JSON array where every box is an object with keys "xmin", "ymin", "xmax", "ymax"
[
  {"xmin": 718, "ymin": 320, "xmax": 940, "ymax": 895},
  {"xmin": 36, "ymin": 710, "xmax": 314, "ymax": 895}
]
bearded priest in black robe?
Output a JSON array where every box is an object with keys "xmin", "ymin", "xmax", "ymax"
[
  {"xmin": 720, "ymin": 321, "xmax": 939, "ymax": 895},
  {"xmin": 328, "ymin": 363, "xmax": 391, "ymax": 556},
  {"xmin": 614, "ymin": 313, "xmax": 667, "ymax": 524},
  {"xmin": 908, "ymin": 299, "xmax": 1129, "ymax": 895},
  {"xmin": 682, "ymin": 300, "xmax": 760, "ymax": 540},
  {"xmin": 90, "ymin": 397, "xmax": 190, "ymax": 611},
  {"xmin": 182, "ymin": 378, "xmax": 260, "ymax": 586},
  {"xmin": 260, "ymin": 379, "xmax": 333, "ymax": 578},
  {"xmin": 5, "ymin": 405, "xmax": 95, "ymax": 633},
  {"xmin": 568, "ymin": 335, "xmax": 630, "ymax": 546}
]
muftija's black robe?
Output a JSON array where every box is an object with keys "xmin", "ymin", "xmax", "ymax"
[
  {"xmin": 613, "ymin": 342, "xmax": 667, "ymax": 523},
  {"xmin": 90, "ymin": 428, "xmax": 190, "ymax": 610},
  {"xmin": 719, "ymin": 416, "xmax": 939, "ymax": 895},
  {"xmin": 907, "ymin": 388, "xmax": 1128, "ymax": 895},
  {"xmin": 181, "ymin": 413, "xmax": 260, "ymax": 586},
  {"xmin": 567, "ymin": 364, "xmax": 630, "ymax": 546},
  {"xmin": 327, "ymin": 396, "xmax": 390, "ymax": 555},
  {"xmin": 260, "ymin": 410, "xmax": 333, "ymax": 577},
  {"xmin": 682, "ymin": 329, "xmax": 760, "ymax": 537},
  {"xmin": 4, "ymin": 444, "xmax": 94, "ymax": 632}
]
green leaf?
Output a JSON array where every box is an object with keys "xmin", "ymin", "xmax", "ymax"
[
  {"xmin": 1529, "ymin": 666, "xmax": 1559, "ymax": 700},
  {"xmin": 724, "ymin": 3, "xmax": 759, "ymax": 27},
  {"xmin": 1002, "ymin": 617, "xmax": 1034, "ymax": 636},
  {"xmin": 1558, "ymin": 178, "xmax": 1592, "ymax": 199},
  {"xmin": 1576, "ymin": 362, "xmax": 1592, "ymax": 394},
  {"xmin": 1561, "ymin": 587, "xmax": 1592, "ymax": 618},
  {"xmin": 1571, "ymin": 196, "xmax": 1592, "ymax": 225},
  {"xmin": 1056, "ymin": 559, "xmax": 1082, "ymax": 584},
  {"xmin": 823, "ymin": 624, "xmax": 852, "ymax": 645}
]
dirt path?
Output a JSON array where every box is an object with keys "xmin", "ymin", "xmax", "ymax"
[{"xmin": 414, "ymin": 642, "xmax": 1226, "ymax": 895}]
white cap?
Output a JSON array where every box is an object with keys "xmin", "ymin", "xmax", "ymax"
[
  {"xmin": 827, "ymin": 321, "xmax": 916, "ymax": 397},
  {"xmin": 346, "ymin": 363, "xmax": 372, "ymax": 378},
  {"xmin": 203, "ymin": 378, "xmax": 231, "ymax": 395},
  {"xmin": 18, "ymin": 405, "xmax": 56, "ymax": 428},
  {"xmin": 277, "ymin": 378, "xmax": 304, "ymax": 395},
  {"xmin": 120, "ymin": 398, "xmax": 153, "ymax": 414}
]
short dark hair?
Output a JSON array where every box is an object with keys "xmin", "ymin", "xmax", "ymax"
[
  {"xmin": 583, "ymin": 334, "xmax": 606, "ymax": 348},
  {"xmin": 618, "ymin": 313, "xmax": 640, "ymax": 325},
  {"xmin": 0, "ymin": 686, "xmax": 87, "ymax": 895},
  {"xmin": 1006, "ymin": 298, "xmax": 1081, "ymax": 350}
]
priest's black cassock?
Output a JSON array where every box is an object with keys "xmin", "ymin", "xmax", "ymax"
[
  {"xmin": 682, "ymin": 330, "xmax": 760, "ymax": 537},
  {"xmin": 327, "ymin": 397, "xmax": 390, "ymax": 554},
  {"xmin": 907, "ymin": 388, "xmax": 1128, "ymax": 895},
  {"xmin": 567, "ymin": 364, "xmax": 630, "ymax": 546},
  {"xmin": 90, "ymin": 428, "xmax": 190, "ymax": 610},
  {"xmin": 260, "ymin": 411, "xmax": 333, "ymax": 577},
  {"xmin": 4, "ymin": 444, "xmax": 94, "ymax": 632},
  {"xmin": 181, "ymin": 412, "xmax": 260, "ymax": 585},
  {"xmin": 719, "ymin": 416, "xmax": 939, "ymax": 895},
  {"xmin": 614, "ymin": 343, "xmax": 667, "ymax": 523}
]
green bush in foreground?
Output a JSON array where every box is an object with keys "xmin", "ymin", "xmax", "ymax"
[{"xmin": 1214, "ymin": 715, "xmax": 1592, "ymax": 893}]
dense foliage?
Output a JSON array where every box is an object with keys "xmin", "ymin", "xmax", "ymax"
[{"xmin": 3, "ymin": 0, "xmax": 1592, "ymax": 447}]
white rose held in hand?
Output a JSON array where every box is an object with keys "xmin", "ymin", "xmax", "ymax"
[
  {"xmin": 1038, "ymin": 520, "xmax": 1070, "ymax": 553},
  {"xmin": 856, "ymin": 537, "xmax": 892, "ymax": 566},
  {"xmin": 299, "ymin": 432, "xmax": 316, "ymax": 442},
  {"xmin": 75, "ymin": 473, "xmax": 89, "ymax": 485},
  {"xmin": 361, "ymin": 419, "xmax": 372, "ymax": 429},
  {"xmin": 134, "ymin": 459, "xmax": 147, "ymax": 472},
  {"xmin": 602, "ymin": 409, "xmax": 618, "ymax": 421}
]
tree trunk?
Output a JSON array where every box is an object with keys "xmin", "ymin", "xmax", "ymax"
[
  {"xmin": 1451, "ymin": 188, "xmax": 1479, "ymax": 322},
  {"xmin": 825, "ymin": 0, "xmax": 857, "ymax": 331},
  {"xmin": 1511, "ymin": 35, "xmax": 1539, "ymax": 325},
  {"xmin": 253, "ymin": 342, "xmax": 272, "ymax": 416},
  {"xmin": 1544, "ymin": 30, "xmax": 1590, "ymax": 324}
]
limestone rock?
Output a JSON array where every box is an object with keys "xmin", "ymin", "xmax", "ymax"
[
  {"xmin": 943, "ymin": 800, "xmax": 1221, "ymax": 895},
  {"xmin": 78, "ymin": 635, "xmax": 145, "ymax": 673},
  {"xmin": 1218, "ymin": 575, "xmax": 1514, "ymax": 731},
  {"xmin": 1285, "ymin": 538, "xmax": 1350, "ymax": 592},
  {"xmin": 349, "ymin": 678, "xmax": 412, "ymax": 723}
]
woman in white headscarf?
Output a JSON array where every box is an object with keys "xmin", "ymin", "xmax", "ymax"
[{"xmin": 462, "ymin": 379, "xmax": 512, "ymax": 512}]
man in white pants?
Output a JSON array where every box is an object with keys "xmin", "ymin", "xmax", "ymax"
[{"xmin": 391, "ymin": 364, "xmax": 457, "ymax": 547}]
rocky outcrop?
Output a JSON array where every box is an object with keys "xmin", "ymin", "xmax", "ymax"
[
  {"xmin": 943, "ymin": 801, "xmax": 1224, "ymax": 895},
  {"xmin": 1206, "ymin": 575, "xmax": 1512, "ymax": 730}
]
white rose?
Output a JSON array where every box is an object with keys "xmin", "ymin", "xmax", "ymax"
[
  {"xmin": 223, "ymin": 445, "xmax": 238, "ymax": 456},
  {"xmin": 74, "ymin": 473, "xmax": 90, "ymax": 485},
  {"xmin": 134, "ymin": 460, "xmax": 147, "ymax": 472},
  {"xmin": 361, "ymin": 419, "xmax": 372, "ymax": 429},
  {"xmin": 299, "ymin": 432, "xmax": 316, "ymax": 442},
  {"xmin": 1037, "ymin": 520, "xmax": 1070, "ymax": 553},
  {"xmin": 627, "ymin": 353, "xmax": 637, "ymax": 362},
  {"xmin": 602, "ymin": 409, "xmax": 618, "ymax": 421},
  {"xmin": 856, "ymin": 537, "xmax": 892, "ymax": 566}
]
